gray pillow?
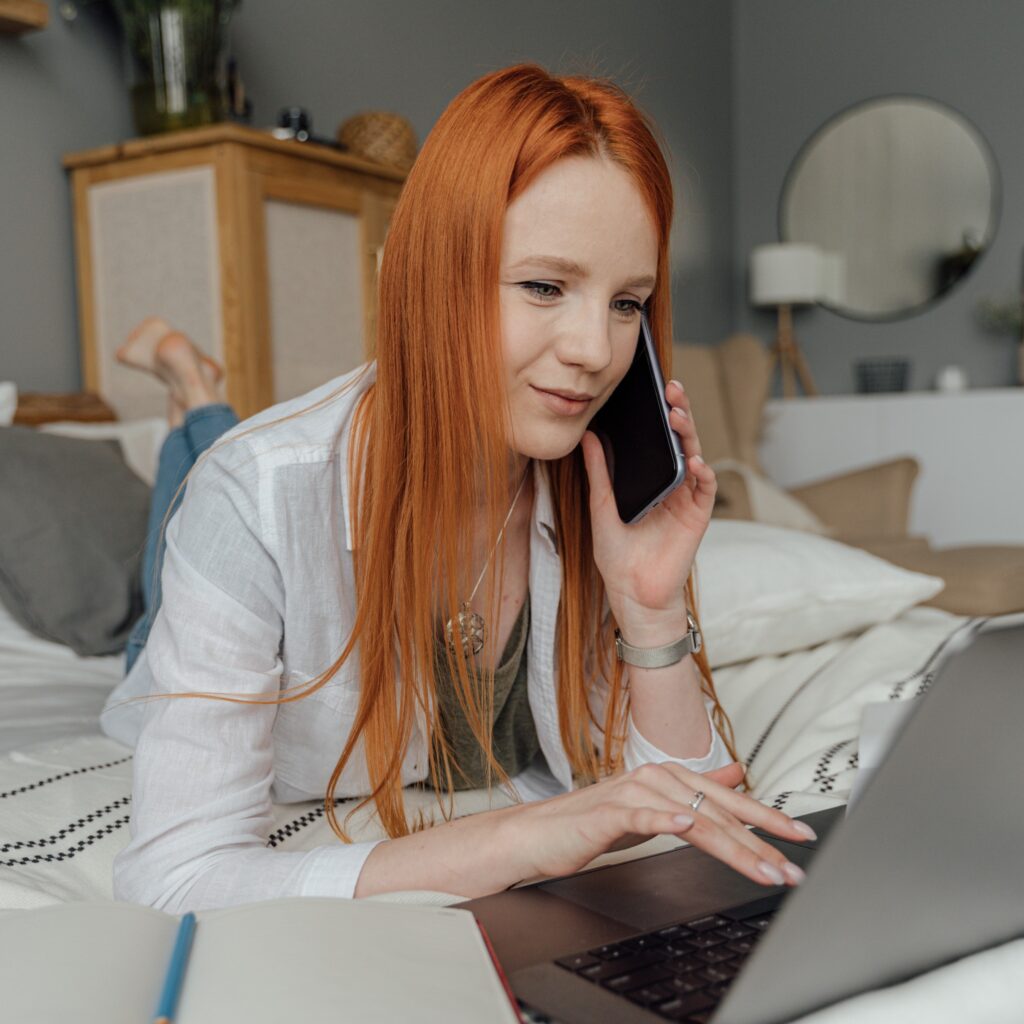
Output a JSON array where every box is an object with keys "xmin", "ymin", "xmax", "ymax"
[{"xmin": 0, "ymin": 426, "xmax": 151, "ymax": 656}]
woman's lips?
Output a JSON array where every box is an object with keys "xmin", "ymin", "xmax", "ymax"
[{"xmin": 532, "ymin": 386, "xmax": 593, "ymax": 416}]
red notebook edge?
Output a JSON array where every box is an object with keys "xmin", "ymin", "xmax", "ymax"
[{"xmin": 476, "ymin": 918, "xmax": 523, "ymax": 1020}]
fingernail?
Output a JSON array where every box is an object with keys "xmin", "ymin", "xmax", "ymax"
[
  {"xmin": 673, "ymin": 813, "xmax": 695, "ymax": 829},
  {"xmin": 792, "ymin": 821, "xmax": 817, "ymax": 841},
  {"xmin": 672, "ymin": 406, "xmax": 688, "ymax": 419},
  {"xmin": 692, "ymin": 455, "xmax": 704, "ymax": 465},
  {"xmin": 670, "ymin": 379, "xmax": 684, "ymax": 392},
  {"xmin": 782, "ymin": 862, "xmax": 806, "ymax": 885},
  {"xmin": 758, "ymin": 861, "xmax": 785, "ymax": 886}
]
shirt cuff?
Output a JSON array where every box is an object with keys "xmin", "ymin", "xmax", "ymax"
[
  {"xmin": 624, "ymin": 702, "xmax": 732, "ymax": 774},
  {"xmin": 296, "ymin": 839, "xmax": 387, "ymax": 900}
]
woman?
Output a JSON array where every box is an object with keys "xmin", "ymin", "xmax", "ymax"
[{"xmin": 101, "ymin": 63, "xmax": 814, "ymax": 913}]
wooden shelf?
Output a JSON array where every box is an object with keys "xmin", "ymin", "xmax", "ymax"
[
  {"xmin": 14, "ymin": 392, "xmax": 117, "ymax": 426},
  {"xmin": 62, "ymin": 122, "xmax": 406, "ymax": 181},
  {"xmin": 0, "ymin": 0, "xmax": 49, "ymax": 34}
]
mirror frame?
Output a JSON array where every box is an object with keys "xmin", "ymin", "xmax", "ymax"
[{"xmin": 778, "ymin": 93, "xmax": 1002, "ymax": 323}]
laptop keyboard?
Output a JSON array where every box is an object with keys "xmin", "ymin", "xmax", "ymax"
[{"xmin": 548, "ymin": 892, "xmax": 784, "ymax": 1022}]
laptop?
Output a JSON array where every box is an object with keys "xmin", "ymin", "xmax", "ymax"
[{"xmin": 461, "ymin": 615, "xmax": 1024, "ymax": 1023}]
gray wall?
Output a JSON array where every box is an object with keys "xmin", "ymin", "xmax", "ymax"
[
  {"xmin": 0, "ymin": 5, "xmax": 132, "ymax": 390},
  {"xmin": 733, "ymin": 0, "xmax": 1024, "ymax": 396},
  {"xmin": 1, "ymin": 0, "xmax": 734, "ymax": 392}
]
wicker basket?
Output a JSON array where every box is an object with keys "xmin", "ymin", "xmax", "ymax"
[{"xmin": 336, "ymin": 112, "xmax": 418, "ymax": 172}]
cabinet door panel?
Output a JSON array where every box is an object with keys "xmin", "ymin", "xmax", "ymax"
[
  {"xmin": 264, "ymin": 199, "xmax": 365, "ymax": 404},
  {"xmin": 87, "ymin": 166, "xmax": 223, "ymax": 420}
]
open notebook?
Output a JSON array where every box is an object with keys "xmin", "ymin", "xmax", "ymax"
[{"xmin": 0, "ymin": 897, "xmax": 520, "ymax": 1023}]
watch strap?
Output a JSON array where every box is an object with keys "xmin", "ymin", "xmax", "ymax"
[{"xmin": 614, "ymin": 612, "xmax": 703, "ymax": 668}]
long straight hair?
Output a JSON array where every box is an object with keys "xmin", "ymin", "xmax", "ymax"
[
  {"xmin": 339, "ymin": 63, "xmax": 739, "ymax": 836},
  {"xmin": 131, "ymin": 63, "xmax": 739, "ymax": 841}
]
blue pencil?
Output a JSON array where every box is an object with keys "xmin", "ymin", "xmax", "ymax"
[{"xmin": 153, "ymin": 911, "xmax": 197, "ymax": 1024}]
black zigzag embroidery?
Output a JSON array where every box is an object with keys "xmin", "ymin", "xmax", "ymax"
[
  {"xmin": 268, "ymin": 804, "xmax": 332, "ymax": 848},
  {"xmin": 0, "ymin": 815, "xmax": 132, "ymax": 868},
  {"xmin": 0, "ymin": 796, "xmax": 131, "ymax": 853},
  {"xmin": 888, "ymin": 618, "xmax": 985, "ymax": 701},
  {"xmin": 0, "ymin": 755, "xmax": 133, "ymax": 801},
  {"xmin": 813, "ymin": 739, "xmax": 853, "ymax": 794}
]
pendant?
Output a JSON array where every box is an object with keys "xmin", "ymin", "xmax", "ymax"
[{"xmin": 445, "ymin": 602, "xmax": 486, "ymax": 658}]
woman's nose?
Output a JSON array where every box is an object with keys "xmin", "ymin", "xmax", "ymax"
[{"xmin": 555, "ymin": 305, "xmax": 614, "ymax": 371}]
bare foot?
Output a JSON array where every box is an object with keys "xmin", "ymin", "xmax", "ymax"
[
  {"xmin": 154, "ymin": 332, "xmax": 224, "ymax": 411},
  {"xmin": 198, "ymin": 353, "xmax": 224, "ymax": 385},
  {"xmin": 167, "ymin": 394, "xmax": 185, "ymax": 430},
  {"xmin": 116, "ymin": 316, "xmax": 173, "ymax": 374}
]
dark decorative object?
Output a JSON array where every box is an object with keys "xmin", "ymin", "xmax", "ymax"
[
  {"xmin": 854, "ymin": 359, "xmax": 910, "ymax": 394},
  {"xmin": 111, "ymin": 0, "xmax": 240, "ymax": 136}
]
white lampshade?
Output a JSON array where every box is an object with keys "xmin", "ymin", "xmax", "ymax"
[{"xmin": 750, "ymin": 243, "xmax": 823, "ymax": 306}]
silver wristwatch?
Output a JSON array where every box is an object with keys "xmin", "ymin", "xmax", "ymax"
[{"xmin": 614, "ymin": 611, "xmax": 703, "ymax": 668}]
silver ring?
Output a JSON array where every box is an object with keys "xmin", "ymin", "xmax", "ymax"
[{"xmin": 688, "ymin": 790, "xmax": 706, "ymax": 813}]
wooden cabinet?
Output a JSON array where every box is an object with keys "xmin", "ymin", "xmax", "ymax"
[
  {"xmin": 0, "ymin": 0, "xmax": 48, "ymax": 33},
  {"xmin": 64, "ymin": 124, "xmax": 405, "ymax": 420}
]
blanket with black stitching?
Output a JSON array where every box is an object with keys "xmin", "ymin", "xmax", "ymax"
[{"xmin": 0, "ymin": 606, "xmax": 982, "ymax": 910}]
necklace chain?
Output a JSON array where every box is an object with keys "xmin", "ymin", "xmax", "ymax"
[{"xmin": 445, "ymin": 464, "xmax": 531, "ymax": 659}]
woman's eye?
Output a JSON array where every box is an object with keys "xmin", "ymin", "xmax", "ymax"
[
  {"xmin": 522, "ymin": 282, "xmax": 561, "ymax": 301},
  {"xmin": 520, "ymin": 283, "xmax": 644, "ymax": 317},
  {"xmin": 613, "ymin": 299, "xmax": 644, "ymax": 318}
]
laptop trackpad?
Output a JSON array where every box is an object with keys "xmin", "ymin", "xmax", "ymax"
[{"xmin": 539, "ymin": 837, "xmax": 816, "ymax": 931}]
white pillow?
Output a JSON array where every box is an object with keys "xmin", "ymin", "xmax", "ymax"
[
  {"xmin": 694, "ymin": 520, "xmax": 945, "ymax": 668},
  {"xmin": 0, "ymin": 382, "xmax": 15, "ymax": 426},
  {"xmin": 39, "ymin": 417, "xmax": 168, "ymax": 486}
]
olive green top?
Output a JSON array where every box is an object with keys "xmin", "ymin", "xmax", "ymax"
[{"xmin": 428, "ymin": 594, "xmax": 539, "ymax": 790}]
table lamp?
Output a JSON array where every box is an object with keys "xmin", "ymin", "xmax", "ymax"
[{"xmin": 750, "ymin": 243, "xmax": 823, "ymax": 397}]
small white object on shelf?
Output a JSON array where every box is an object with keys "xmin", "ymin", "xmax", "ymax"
[{"xmin": 935, "ymin": 365, "xmax": 968, "ymax": 392}]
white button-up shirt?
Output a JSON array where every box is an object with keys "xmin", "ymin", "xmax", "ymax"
[{"xmin": 100, "ymin": 363, "xmax": 728, "ymax": 912}]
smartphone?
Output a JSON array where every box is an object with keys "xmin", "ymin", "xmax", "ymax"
[{"xmin": 588, "ymin": 309, "xmax": 686, "ymax": 524}]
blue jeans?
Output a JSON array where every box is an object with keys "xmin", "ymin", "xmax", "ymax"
[{"xmin": 124, "ymin": 403, "xmax": 239, "ymax": 675}]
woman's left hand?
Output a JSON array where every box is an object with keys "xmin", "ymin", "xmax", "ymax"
[{"xmin": 581, "ymin": 378, "xmax": 716, "ymax": 626}]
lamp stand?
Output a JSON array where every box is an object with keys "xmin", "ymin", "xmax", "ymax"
[{"xmin": 769, "ymin": 304, "xmax": 819, "ymax": 398}]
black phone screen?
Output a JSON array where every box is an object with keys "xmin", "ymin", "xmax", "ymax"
[{"xmin": 588, "ymin": 314, "xmax": 685, "ymax": 523}]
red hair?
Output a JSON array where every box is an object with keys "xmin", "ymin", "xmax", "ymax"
[{"xmin": 336, "ymin": 63, "xmax": 738, "ymax": 836}]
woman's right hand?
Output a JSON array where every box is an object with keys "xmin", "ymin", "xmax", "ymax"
[{"xmin": 504, "ymin": 760, "xmax": 814, "ymax": 888}]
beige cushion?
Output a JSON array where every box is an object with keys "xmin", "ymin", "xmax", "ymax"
[
  {"xmin": 674, "ymin": 333, "xmax": 772, "ymax": 470},
  {"xmin": 791, "ymin": 458, "xmax": 921, "ymax": 541},
  {"xmin": 857, "ymin": 542, "xmax": 1024, "ymax": 617},
  {"xmin": 672, "ymin": 342, "xmax": 736, "ymax": 465}
]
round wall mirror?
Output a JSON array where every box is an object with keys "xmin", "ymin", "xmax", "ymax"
[{"xmin": 780, "ymin": 96, "xmax": 1000, "ymax": 321}]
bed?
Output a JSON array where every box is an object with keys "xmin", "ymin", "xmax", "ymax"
[{"xmin": 1, "ymin": 394, "xmax": 1022, "ymax": 1022}]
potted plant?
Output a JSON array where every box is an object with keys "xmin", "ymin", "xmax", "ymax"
[{"xmin": 109, "ymin": 0, "xmax": 240, "ymax": 135}]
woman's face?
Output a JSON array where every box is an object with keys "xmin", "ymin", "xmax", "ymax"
[{"xmin": 499, "ymin": 154, "xmax": 659, "ymax": 464}]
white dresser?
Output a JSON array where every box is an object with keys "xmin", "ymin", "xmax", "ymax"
[{"xmin": 758, "ymin": 388, "xmax": 1023, "ymax": 546}]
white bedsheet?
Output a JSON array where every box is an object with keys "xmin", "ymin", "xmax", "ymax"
[
  {"xmin": 2, "ymin": 597, "xmax": 1021, "ymax": 1021},
  {"xmin": 0, "ymin": 602, "xmax": 988, "ymax": 907},
  {"xmin": 0, "ymin": 602, "xmax": 121, "ymax": 754}
]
